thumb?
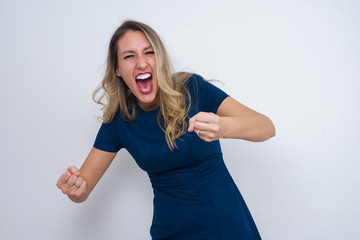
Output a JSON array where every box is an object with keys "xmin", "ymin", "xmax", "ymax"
[{"xmin": 68, "ymin": 166, "xmax": 80, "ymax": 176}]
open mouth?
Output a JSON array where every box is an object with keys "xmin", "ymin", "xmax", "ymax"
[{"xmin": 135, "ymin": 72, "xmax": 153, "ymax": 94}]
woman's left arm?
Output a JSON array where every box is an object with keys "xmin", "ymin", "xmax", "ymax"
[{"xmin": 188, "ymin": 97, "xmax": 276, "ymax": 142}]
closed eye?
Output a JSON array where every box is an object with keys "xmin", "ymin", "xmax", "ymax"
[
  {"xmin": 145, "ymin": 51, "xmax": 154, "ymax": 55},
  {"xmin": 124, "ymin": 55, "xmax": 134, "ymax": 60}
]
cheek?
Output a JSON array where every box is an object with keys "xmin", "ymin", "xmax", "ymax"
[
  {"xmin": 117, "ymin": 65, "xmax": 133, "ymax": 82},
  {"xmin": 122, "ymin": 77, "xmax": 133, "ymax": 89},
  {"xmin": 151, "ymin": 59, "xmax": 157, "ymax": 69}
]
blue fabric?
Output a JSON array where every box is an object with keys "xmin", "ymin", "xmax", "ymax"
[{"xmin": 94, "ymin": 74, "xmax": 261, "ymax": 240}]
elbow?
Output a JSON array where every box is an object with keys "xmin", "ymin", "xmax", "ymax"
[
  {"xmin": 263, "ymin": 118, "xmax": 276, "ymax": 140},
  {"xmin": 269, "ymin": 122, "xmax": 276, "ymax": 138},
  {"xmin": 255, "ymin": 117, "xmax": 276, "ymax": 142},
  {"xmin": 255, "ymin": 130, "xmax": 275, "ymax": 142},
  {"xmin": 271, "ymin": 129, "xmax": 276, "ymax": 138}
]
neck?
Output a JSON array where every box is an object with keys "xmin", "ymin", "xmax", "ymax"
[{"xmin": 138, "ymin": 98, "xmax": 160, "ymax": 112}]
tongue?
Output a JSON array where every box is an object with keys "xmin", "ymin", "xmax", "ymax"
[{"xmin": 136, "ymin": 77, "xmax": 152, "ymax": 93}]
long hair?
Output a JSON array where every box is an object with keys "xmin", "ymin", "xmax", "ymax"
[{"xmin": 93, "ymin": 20, "xmax": 193, "ymax": 150}]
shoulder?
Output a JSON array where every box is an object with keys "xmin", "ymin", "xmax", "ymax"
[
  {"xmin": 94, "ymin": 112, "xmax": 124, "ymax": 153},
  {"xmin": 186, "ymin": 73, "xmax": 227, "ymax": 97},
  {"xmin": 187, "ymin": 73, "xmax": 204, "ymax": 84},
  {"xmin": 185, "ymin": 73, "xmax": 208, "ymax": 93},
  {"xmin": 185, "ymin": 73, "xmax": 229, "ymax": 114}
]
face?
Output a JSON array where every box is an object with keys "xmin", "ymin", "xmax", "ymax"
[{"xmin": 116, "ymin": 30, "xmax": 158, "ymax": 111}]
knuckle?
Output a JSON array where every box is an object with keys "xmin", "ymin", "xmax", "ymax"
[
  {"xmin": 209, "ymin": 125, "xmax": 218, "ymax": 133},
  {"xmin": 69, "ymin": 175, "xmax": 77, "ymax": 182},
  {"xmin": 74, "ymin": 191, "xmax": 82, "ymax": 198},
  {"xmin": 211, "ymin": 115, "xmax": 218, "ymax": 122}
]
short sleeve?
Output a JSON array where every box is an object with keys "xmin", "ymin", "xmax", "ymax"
[
  {"xmin": 187, "ymin": 74, "xmax": 229, "ymax": 114},
  {"xmin": 93, "ymin": 116, "xmax": 123, "ymax": 153}
]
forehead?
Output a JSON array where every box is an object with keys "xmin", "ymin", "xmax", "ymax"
[{"xmin": 117, "ymin": 30, "xmax": 152, "ymax": 53}]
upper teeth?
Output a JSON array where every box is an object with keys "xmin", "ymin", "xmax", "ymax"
[{"xmin": 136, "ymin": 73, "xmax": 151, "ymax": 80}]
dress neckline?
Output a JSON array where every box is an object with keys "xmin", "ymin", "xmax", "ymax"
[{"xmin": 136, "ymin": 104, "xmax": 160, "ymax": 114}]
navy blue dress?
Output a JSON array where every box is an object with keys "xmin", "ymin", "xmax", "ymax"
[{"xmin": 94, "ymin": 74, "xmax": 262, "ymax": 240}]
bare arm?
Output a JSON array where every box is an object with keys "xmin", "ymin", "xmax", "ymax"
[
  {"xmin": 188, "ymin": 96, "xmax": 276, "ymax": 142},
  {"xmin": 217, "ymin": 96, "xmax": 276, "ymax": 141},
  {"xmin": 56, "ymin": 147, "xmax": 117, "ymax": 203}
]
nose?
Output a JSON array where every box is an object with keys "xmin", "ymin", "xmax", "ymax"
[{"xmin": 136, "ymin": 54, "xmax": 148, "ymax": 70}]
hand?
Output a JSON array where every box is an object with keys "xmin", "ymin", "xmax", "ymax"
[
  {"xmin": 188, "ymin": 112, "xmax": 224, "ymax": 142},
  {"xmin": 56, "ymin": 166, "xmax": 87, "ymax": 199}
]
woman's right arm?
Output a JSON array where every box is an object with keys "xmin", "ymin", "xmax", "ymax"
[{"xmin": 56, "ymin": 147, "xmax": 117, "ymax": 203}]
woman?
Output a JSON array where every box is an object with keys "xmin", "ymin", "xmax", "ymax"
[{"xmin": 57, "ymin": 20, "xmax": 275, "ymax": 239}]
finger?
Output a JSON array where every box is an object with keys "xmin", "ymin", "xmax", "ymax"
[
  {"xmin": 188, "ymin": 112, "xmax": 209, "ymax": 132},
  {"xmin": 74, "ymin": 177, "xmax": 83, "ymax": 188},
  {"xmin": 196, "ymin": 128, "xmax": 215, "ymax": 141},
  {"xmin": 56, "ymin": 171, "xmax": 72, "ymax": 189},
  {"xmin": 193, "ymin": 121, "xmax": 214, "ymax": 132},
  {"xmin": 59, "ymin": 181, "xmax": 74, "ymax": 194},
  {"xmin": 195, "ymin": 125, "xmax": 219, "ymax": 142},
  {"xmin": 69, "ymin": 180, "xmax": 87, "ymax": 198},
  {"xmin": 195, "ymin": 131, "xmax": 211, "ymax": 142},
  {"xmin": 188, "ymin": 116, "xmax": 196, "ymax": 132},
  {"xmin": 75, "ymin": 181, "xmax": 87, "ymax": 196},
  {"xmin": 66, "ymin": 174, "xmax": 78, "ymax": 186},
  {"xmin": 62, "ymin": 179, "xmax": 82, "ymax": 195},
  {"xmin": 67, "ymin": 166, "xmax": 80, "ymax": 176},
  {"xmin": 194, "ymin": 112, "xmax": 217, "ymax": 123}
]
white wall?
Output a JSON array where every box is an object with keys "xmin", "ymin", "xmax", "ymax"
[{"xmin": 1, "ymin": 0, "xmax": 359, "ymax": 239}]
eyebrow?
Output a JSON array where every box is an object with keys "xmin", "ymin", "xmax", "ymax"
[{"xmin": 120, "ymin": 45, "xmax": 153, "ymax": 56}]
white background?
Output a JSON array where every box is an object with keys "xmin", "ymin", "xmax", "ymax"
[{"xmin": 1, "ymin": 0, "xmax": 359, "ymax": 239}]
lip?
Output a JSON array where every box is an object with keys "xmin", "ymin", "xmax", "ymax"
[
  {"xmin": 135, "ymin": 71, "xmax": 153, "ymax": 95},
  {"xmin": 135, "ymin": 72, "xmax": 152, "ymax": 79},
  {"xmin": 138, "ymin": 84, "xmax": 153, "ymax": 94}
]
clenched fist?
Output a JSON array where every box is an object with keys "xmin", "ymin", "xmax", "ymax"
[
  {"xmin": 188, "ymin": 112, "xmax": 225, "ymax": 142},
  {"xmin": 56, "ymin": 166, "xmax": 88, "ymax": 202}
]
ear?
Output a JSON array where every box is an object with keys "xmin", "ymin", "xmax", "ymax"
[{"xmin": 116, "ymin": 68, "xmax": 121, "ymax": 77}]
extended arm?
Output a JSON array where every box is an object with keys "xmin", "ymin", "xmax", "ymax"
[
  {"xmin": 188, "ymin": 97, "xmax": 275, "ymax": 142},
  {"xmin": 56, "ymin": 147, "xmax": 117, "ymax": 203}
]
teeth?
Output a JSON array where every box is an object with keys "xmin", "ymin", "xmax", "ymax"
[{"xmin": 136, "ymin": 73, "xmax": 151, "ymax": 80}]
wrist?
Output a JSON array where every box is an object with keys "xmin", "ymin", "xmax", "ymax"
[{"xmin": 219, "ymin": 116, "xmax": 231, "ymax": 139}]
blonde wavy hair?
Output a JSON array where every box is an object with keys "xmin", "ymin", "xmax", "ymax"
[{"xmin": 93, "ymin": 20, "xmax": 193, "ymax": 150}]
